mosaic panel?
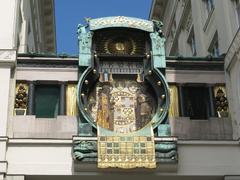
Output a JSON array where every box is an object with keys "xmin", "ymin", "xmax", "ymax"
[
  {"xmin": 88, "ymin": 77, "xmax": 156, "ymax": 133},
  {"xmin": 98, "ymin": 136, "xmax": 156, "ymax": 168}
]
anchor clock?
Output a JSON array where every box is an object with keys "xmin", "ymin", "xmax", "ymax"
[{"xmin": 73, "ymin": 16, "xmax": 177, "ymax": 169}]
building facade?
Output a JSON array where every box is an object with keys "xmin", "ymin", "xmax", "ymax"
[
  {"xmin": 150, "ymin": 0, "xmax": 240, "ymax": 57},
  {"xmin": 0, "ymin": 0, "xmax": 56, "ymax": 53},
  {"xmin": 0, "ymin": 1, "xmax": 240, "ymax": 180},
  {"xmin": 0, "ymin": 1, "xmax": 56, "ymax": 180}
]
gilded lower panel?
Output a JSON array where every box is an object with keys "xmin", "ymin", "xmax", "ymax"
[
  {"xmin": 66, "ymin": 84, "xmax": 78, "ymax": 116},
  {"xmin": 97, "ymin": 125, "xmax": 156, "ymax": 169},
  {"xmin": 168, "ymin": 85, "xmax": 179, "ymax": 118}
]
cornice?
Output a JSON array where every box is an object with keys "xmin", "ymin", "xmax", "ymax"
[
  {"xmin": 0, "ymin": 49, "xmax": 16, "ymax": 68},
  {"xmin": 17, "ymin": 55, "xmax": 224, "ymax": 71}
]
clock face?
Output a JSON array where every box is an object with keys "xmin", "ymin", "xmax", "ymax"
[
  {"xmin": 104, "ymin": 36, "xmax": 136, "ymax": 55},
  {"xmin": 94, "ymin": 29, "xmax": 146, "ymax": 55},
  {"xmin": 87, "ymin": 77, "xmax": 157, "ymax": 134}
]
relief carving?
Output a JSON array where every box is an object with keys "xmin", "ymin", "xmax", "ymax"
[{"xmin": 0, "ymin": 50, "xmax": 16, "ymax": 61}]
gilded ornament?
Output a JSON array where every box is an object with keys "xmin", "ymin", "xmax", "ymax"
[{"xmin": 84, "ymin": 80, "xmax": 89, "ymax": 85}]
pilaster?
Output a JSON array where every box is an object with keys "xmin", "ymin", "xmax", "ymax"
[
  {"xmin": 0, "ymin": 49, "xmax": 16, "ymax": 136},
  {"xmin": 60, "ymin": 82, "xmax": 66, "ymax": 115},
  {"xmin": 0, "ymin": 49, "xmax": 16, "ymax": 177},
  {"xmin": 178, "ymin": 84, "xmax": 185, "ymax": 116},
  {"xmin": 0, "ymin": 137, "xmax": 8, "ymax": 177},
  {"xmin": 27, "ymin": 81, "xmax": 35, "ymax": 115},
  {"xmin": 207, "ymin": 84, "xmax": 216, "ymax": 117}
]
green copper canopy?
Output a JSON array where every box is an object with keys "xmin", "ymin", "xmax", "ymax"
[{"xmin": 89, "ymin": 16, "xmax": 154, "ymax": 32}]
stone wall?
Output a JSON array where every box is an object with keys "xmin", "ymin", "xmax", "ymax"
[
  {"xmin": 8, "ymin": 116, "xmax": 78, "ymax": 139},
  {"xmin": 170, "ymin": 117, "xmax": 233, "ymax": 140}
]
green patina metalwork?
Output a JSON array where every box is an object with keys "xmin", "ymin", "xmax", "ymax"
[
  {"xmin": 77, "ymin": 24, "xmax": 92, "ymax": 67},
  {"xmin": 155, "ymin": 124, "xmax": 178, "ymax": 163},
  {"xmin": 73, "ymin": 138, "xmax": 178, "ymax": 164},
  {"xmin": 76, "ymin": 17, "xmax": 170, "ymax": 132},
  {"xmin": 158, "ymin": 124, "xmax": 171, "ymax": 136},
  {"xmin": 150, "ymin": 20, "xmax": 166, "ymax": 68},
  {"xmin": 155, "ymin": 141, "xmax": 178, "ymax": 163},
  {"xmin": 73, "ymin": 140, "xmax": 97, "ymax": 161}
]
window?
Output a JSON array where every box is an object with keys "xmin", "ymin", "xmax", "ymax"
[
  {"xmin": 35, "ymin": 85, "xmax": 60, "ymax": 118},
  {"xmin": 204, "ymin": 0, "xmax": 214, "ymax": 15},
  {"xmin": 208, "ymin": 32, "xmax": 220, "ymax": 57},
  {"xmin": 234, "ymin": 0, "xmax": 240, "ymax": 26},
  {"xmin": 170, "ymin": 14, "xmax": 177, "ymax": 40},
  {"xmin": 187, "ymin": 27, "xmax": 197, "ymax": 56},
  {"xmin": 183, "ymin": 86, "xmax": 210, "ymax": 120},
  {"xmin": 209, "ymin": 40, "xmax": 220, "ymax": 57}
]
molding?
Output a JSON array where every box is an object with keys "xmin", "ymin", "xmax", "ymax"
[
  {"xmin": 178, "ymin": 140, "xmax": 240, "ymax": 145},
  {"xmin": 72, "ymin": 136, "xmax": 178, "ymax": 142},
  {"xmin": 17, "ymin": 57, "xmax": 78, "ymax": 68},
  {"xmin": 0, "ymin": 50, "xmax": 16, "ymax": 67},
  {"xmin": 0, "ymin": 137, "xmax": 8, "ymax": 142},
  {"xmin": 73, "ymin": 136, "xmax": 97, "ymax": 141},
  {"xmin": 17, "ymin": 56, "xmax": 224, "ymax": 71},
  {"xmin": 8, "ymin": 138, "xmax": 72, "ymax": 144},
  {"xmin": 166, "ymin": 60, "xmax": 224, "ymax": 71},
  {"xmin": 0, "ymin": 162, "xmax": 7, "ymax": 174},
  {"xmin": 89, "ymin": 16, "xmax": 154, "ymax": 32}
]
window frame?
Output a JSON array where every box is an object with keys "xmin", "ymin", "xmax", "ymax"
[
  {"xmin": 187, "ymin": 27, "xmax": 197, "ymax": 56},
  {"xmin": 208, "ymin": 32, "xmax": 220, "ymax": 57},
  {"xmin": 235, "ymin": 0, "xmax": 240, "ymax": 26}
]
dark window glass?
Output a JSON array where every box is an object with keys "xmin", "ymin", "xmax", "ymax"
[
  {"xmin": 35, "ymin": 85, "xmax": 60, "ymax": 118},
  {"xmin": 183, "ymin": 87, "xmax": 209, "ymax": 120}
]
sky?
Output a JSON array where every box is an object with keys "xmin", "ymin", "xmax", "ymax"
[{"xmin": 55, "ymin": 0, "xmax": 152, "ymax": 55}]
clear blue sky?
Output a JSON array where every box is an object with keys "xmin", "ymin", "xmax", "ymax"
[{"xmin": 55, "ymin": 0, "xmax": 152, "ymax": 55}]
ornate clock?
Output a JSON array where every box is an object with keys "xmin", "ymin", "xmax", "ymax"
[{"xmin": 74, "ymin": 16, "xmax": 177, "ymax": 170}]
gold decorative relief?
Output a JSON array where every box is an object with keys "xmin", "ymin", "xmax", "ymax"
[
  {"xmin": 14, "ymin": 83, "xmax": 28, "ymax": 115},
  {"xmin": 66, "ymin": 84, "xmax": 78, "ymax": 116},
  {"xmin": 168, "ymin": 85, "xmax": 179, "ymax": 118},
  {"xmin": 214, "ymin": 86, "xmax": 228, "ymax": 118}
]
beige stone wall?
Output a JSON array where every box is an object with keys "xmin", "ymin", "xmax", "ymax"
[
  {"xmin": 5, "ymin": 139, "xmax": 240, "ymax": 177},
  {"xmin": 225, "ymin": 29, "xmax": 240, "ymax": 139},
  {"xmin": 150, "ymin": 0, "xmax": 240, "ymax": 57}
]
